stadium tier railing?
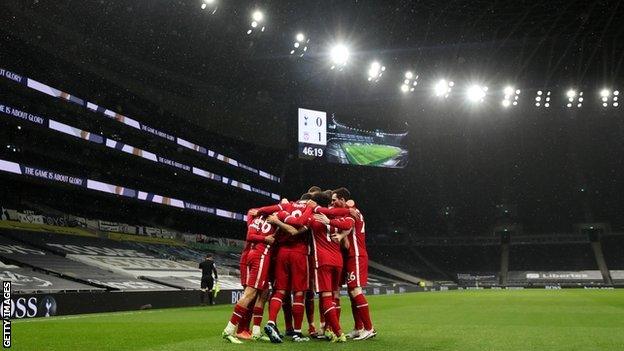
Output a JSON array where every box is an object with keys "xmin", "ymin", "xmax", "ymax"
[
  {"xmin": 0, "ymin": 101, "xmax": 280, "ymax": 201},
  {"xmin": 1, "ymin": 205, "xmax": 212, "ymax": 246},
  {"xmin": 0, "ymin": 67, "xmax": 281, "ymax": 184},
  {"xmin": 0, "ymin": 158, "xmax": 248, "ymax": 222}
]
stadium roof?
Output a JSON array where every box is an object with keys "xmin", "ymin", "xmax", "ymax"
[{"xmin": 1, "ymin": 0, "xmax": 623, "ymax": 148}]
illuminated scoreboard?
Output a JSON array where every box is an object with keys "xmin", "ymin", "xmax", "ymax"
[
  {"xmin": 297, "ymin": 108, "xmax": 326, "ymax": 159},
  {"xmin": 297, "ymin": 107, "xmax": 409, "ymax": 168}
]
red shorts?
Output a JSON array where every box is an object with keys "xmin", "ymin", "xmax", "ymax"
[
  {"xmin": 313, "ymin": 265, "xmax": 342, "ymax": 293},
  {"xmin": 273, "ymin": 249, "xmax": 309, "ymax": 291},
  {"xmin": 240, "ymin": 251, "xmax": 249, "ymax": 287},
  {"xmin": 246, "ymin": 248, "xmax": 272, "ymax": 290},
  {"xmin": 344, "ymin": 256, "xmax": 368, "ymax": 289}
]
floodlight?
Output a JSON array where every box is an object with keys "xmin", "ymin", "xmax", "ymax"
[
  {"xmin": 467, "ymin": 85, "xmax": 486, "ymax": 102},
  {"xmin": 330, "ymin": 45, "xmax": 349, "ymax": 66},
  {"xmin": 252, "ymin": 11, "xmax": 263, "ymax": 22}
]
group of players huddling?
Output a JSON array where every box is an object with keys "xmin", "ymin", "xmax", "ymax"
[{"xmin": 221, "ymin": 187, "xmax": 376, "ymax": 343}]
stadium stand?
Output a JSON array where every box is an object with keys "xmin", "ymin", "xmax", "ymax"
[
  {"xmin": 0, "ymin": 260, "xmax": 101, "ymax": 293},
  {"xmin": 602, "ymin": 234, "xmax": 624, "ymax": 284},
  {"xmin": 417, "ymin": 245, "xmax": 501, "ymax": 275},
  {"xmin": 508, "ymin": 243, "xmax": 597, "ymax": 271},
  {"xmin": 2, "ymin": 198, "xmax": 423, "ymax": 294},
  {"xmin": 368, "ymin": 233, "xmax": 624, "ymax": 288},
  {"xmin": 602, "ymin": 234, "xmax": 624, "ymax": 270},
  {"xmin": 368, "ymin": 246, "xmax": 449, "ymax": 281},
  {"xmin": 4, "ymin": 229, "xmax": 244, "ymax": 290},
  {"xmin": 0, "ymin": 233, "xmax": 173, "ymax": 291}
]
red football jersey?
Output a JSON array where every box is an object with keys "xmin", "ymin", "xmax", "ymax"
[
  {"xmin": 346, "ymin": 207, "xmax": 367, "ymax": 257},
  {"xmin": 241, "ymin": 214, "xmax": 256, "ymax": 254},
  {"xmin": 313, "ymin": 205, "xmax": 366, "ymax": 257},
  {"xmin": 274, "ymin": 206, "xmax": 311, "ymax": 254},
  {"xmin": 256, "ymin": 200, "xmax": 308, "ymax": 216},
  {"xmin": 308, "ymin": 216, "xmax": 355, "ymax": 267},
  {"xmin": 279, "ymin": 200, "xmax": 309, "ymax": 216},
  {"xmin": 247, "ymin": 215, "xmax": 280, "ymax": 255}
]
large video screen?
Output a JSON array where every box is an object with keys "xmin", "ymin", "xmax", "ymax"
[{"xmin": 298, "ymin": 108, "xmax": 408, "ymax": 168}]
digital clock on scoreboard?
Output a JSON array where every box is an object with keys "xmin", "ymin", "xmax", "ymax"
[{"xmin": 297, "ymin": 108, "xmax": 327, "ymax": 160}]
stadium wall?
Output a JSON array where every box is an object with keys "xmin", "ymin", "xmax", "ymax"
[{"xmin": 7, "ymin": 285, "xmax": 423, "ymax": 319}]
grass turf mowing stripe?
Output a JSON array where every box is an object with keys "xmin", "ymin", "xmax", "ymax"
[
  {"xmin": 11, "ymin": 290, "xmax": 624, "ymax": 350},
  {"xmin": 342, "ymin": 143, "xmax": 401, "ymax": 166},
  {"xmin": 352, "ymin": 145, "xmax": 399, "ymax": 164}
]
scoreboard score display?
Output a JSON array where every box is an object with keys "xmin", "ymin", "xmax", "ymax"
[
  {"xmin": 297, "ymin": 108, "xmax": 327, "ymax": 159},
  {"xmin": 297, "ymin": 107, "xmax": 409, "ymax": 168}
]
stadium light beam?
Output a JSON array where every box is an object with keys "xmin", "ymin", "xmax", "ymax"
[
  {"xmin": 504, "ymin": 86, "xmax": 515, "ymax": 96},
  {"xmin": 329, "ymin": 44, "xmax": 349, "ymax": 70},
  {"xmin": 367, "ymin": 61, "xmax": 385, "ymax": 82},
  {"xmin": 401, "ymin": 70, "xmax": 418, "ymax": 93},
  {"xmin": 502, "ymin": 86, "xmax": 520, "ymax": 108},
  {"xmin": 467, "ymin": 84, "xmax": 487, "ymax": 103},
  {"xmin": 201, "ymin": 0, "xmax": 217, "ymax": 12},
  {"xmin": 566, "ymin": 89, "xmax": 583, "ymax": 108},
  {"xmin": 290, "ymin": 33, "xmax": 309, "ymax": 57},
  {"xmin": 252, "ymin": 10, "xmax": 263, "ymax": 22},
  {"xmin": 247, "ymin": 10, "xmax": 266, "ymax": 35},
  {"xmin": 535, "ymin": 90, "xmax": 551, "ymax": 108},
  {"xmin": 434, "ymin": 79, "xmax": 454, "ymax": 98},
  {"xmin": 600, "ymin": 88, "xmax": 619, "ymax": 107}
]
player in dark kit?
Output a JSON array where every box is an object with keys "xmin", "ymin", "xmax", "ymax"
[{"xmin": 199, "ymin": 254, "xmax": 218, "ymax": 305}]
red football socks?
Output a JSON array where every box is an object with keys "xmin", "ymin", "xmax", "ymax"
[
  {"xmin": 292, "ymin": 294, "xmax": 305, "ymax": 331},
  {"xmin": 334, "ymin": 297, "xmax": 341, "ymax": 321},
  {"xmin": 268, "ymin": 291, "xmax": 285, "ymax": 324},
  {"xmin": 252, "ymin": 306, "xmax": 264, "ymax": 327},
  {"xmin": 321, "ymin": 295, "xmax": 341, "ymax": 335},
  {"xmin": 229, "ymin": 304, "xmax": 248, "ymax": 326},
  {"xmin": 350, "ymin": 296, "xmax": 364, "ymax": 330},
  {"xmin": 354, "ymin": 293, "xmax": 373, "ymax": 330}
]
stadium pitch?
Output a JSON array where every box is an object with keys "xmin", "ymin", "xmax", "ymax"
[
  {"xmin": 14, "ymin": 289, "xmax": 624, "ymax": 350},
  {"xmin": 342, "ymin": 143, "xmax": 402, "ymax": 166}
]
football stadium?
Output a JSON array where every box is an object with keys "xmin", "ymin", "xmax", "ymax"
[
  {"xmin": 1, "ymin": 1, "xmax": 624, "ymax": 350},
  {"xmin": 325, "ymin": 116, "xmax": 409, "ymax": 168}
]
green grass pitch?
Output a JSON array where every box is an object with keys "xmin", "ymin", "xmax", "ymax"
[
  {"xmin": 13, "ymin": 289, "xmax": 624, "ymax": 350},
  {"xmin": 342, "ymin": 143, "xmax": 402, "ymax": 166}
]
